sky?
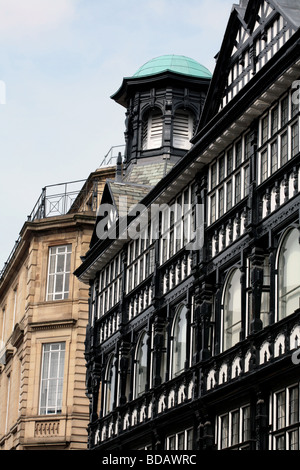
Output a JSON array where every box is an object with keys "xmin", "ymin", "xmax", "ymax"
[{"xmin": 0, "ymin": 0, "xmax": 234, "ymax": 269}]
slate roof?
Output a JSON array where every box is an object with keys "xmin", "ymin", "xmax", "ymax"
[
  {"xmin": 108, "ymin": 181, "xmax": 152, "ymax": 216},
  {"xmin": 106, "ymin": 161, "xmax": 175, "ymax": 216},
  {"xmin": 123, "ymin": 162, "xmax": 175, "ymax": 186},
  {"xmin": 274, "ymin": 0, "xmax": 300, "ymax": 29}
]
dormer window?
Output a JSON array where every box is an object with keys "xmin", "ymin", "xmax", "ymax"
[
  {"xmin": 142, "ymin": 109, "xmax": 163, "ymax": 150},
  {"xmin": 173, "ymin": 109, "xmax": 194, "ymax": 150}
]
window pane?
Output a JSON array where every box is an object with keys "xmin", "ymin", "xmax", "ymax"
[
  {"xmin": 227, "ymin": 149, "xmax": 233, "ymax": 174},
  {"xmin": 271, "ymin": 141, "xmax": 278, "ymax": 174},
  {"xmin": 186, "ymin": 429, "xmax": 193, "ymax": 450},
  {"xmin": 65, "ymin": 253, "xmax": 71, "ymax": 273},
  {"xmin": 219, "ymin": 187, "xmax": 224, "ymax": 217},
  {"xmin": 242, "ymin": 406, "xmax": 251, "ymax": 441},
  {"xmin": 245, "ymin": 134, "xmax": 251, "ymax": 160},
  {"xmin": 135, "ymin": 333, "xmax": 148, "ymax": 397},
  {"xmin": 289, "ymin": 430, "xmax": 299, "ymax": 450},
  {"xmin": 262, "ymin": 115, "xmax": 269, "ymax": 144},
  {"xmin": 219, "ymin": 156, "xmax": 225, "ymax": 181},
  {"xmin": 276, "ymin": 391, "xmax": 286, "ymax": 429},
  {"xmin": 289, "ymin": 386, "xmax": 299, "ymax": 425},
  {"xmin": 244, "ymin": 166, "xmax": 250, "ymax": 197},
  {"xmin": 278, "ymin": 229, "xmax": 300, "ymax": 320},
  {"xmin": 227, "ymin": 180, "xmax": 232, "ymax": 211},
  {"xmin": 281, "ymin": 97, "xmax": 289, "ymax": 127},
  {"xmin": 231, "ymin": 411, "xmax": 239, "ymax": 445},
  {"xmin": 169, "ymin": 436, "xmax": 176, "ymax": 450},
  {"xmin": 236, "ymin": 141, "xmax": 242, "ymax": 167},
  {"xmin": 56, "ymin": 254, "xmax": 65, "ymax": 273},
  {"xmin": 271, "ymin": 106, "xmax": 279, "ymax": 135},
  {"xmin": 223, "ymin": 269, "xmax": 242, "ymax": 350},
  {"xmin": 173, "ymin": 306, "xmax": 187, "ymax": 377},
  {"xmin": 221, "ymin": 415, "xmax": 229, "ymax": 449},
  {"xmin": 47, "ymin": 275, "xmax": 55, "ymax": 295},
  {"xmin": 276, "ymin": 434, "xmax": 285, "ymax": 450},
  {"xmin": 49, "ymin": 351, "xmax": 59, "ymax": 378},
  {"xmin": 49, "ymin": 255, "xmax": 56, "ymax": 274},
  {"xmin": 55, "ymin": 274, "xmax": 64, "ymax": 294},
  {"xmin": 211, "ymin": 163, "xmax": 217, "ymax": 189},
  {"xmin": 261, "ymin": 150, "xmax": 268, "ymax": 182},
  {"xmin": 281, "ymin": 132, "xmax": 288, "ymax": 165},
  {"xmin": 235, "ymin": 172, "xmax": 241, "ymax": 204},
  {"xmin": 291, "ymin": 122, "xmax": 299, "ymax": 158},
  {"xmin": 39, "ymin": 343, "xmax": 65, "ymax": 415},
  {"xmin": 46, "ymin": 245, "xmax": 71, "ymax": 301},
  {"xmin": 261, "ymin": 291, "xmax": 270, "ymax": 327},
  {"xmin": 178, "ymin": 432, "xmax": 185, "ymax": 450},
  {"xmin": 105, "ymin": 356, "xmax": 116, "ymax": 414},
  {"xmin": 64, "ymin": 273, "xmax": 70, "ymax": 295},
  {"xmin": 211, "ymin": 195, "xmax": 216, "ymax": 223}
]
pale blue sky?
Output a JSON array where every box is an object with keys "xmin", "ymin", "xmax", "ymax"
[{"xmin": 0, "ymin": 0, "xmax": 234, "ymax": 268}]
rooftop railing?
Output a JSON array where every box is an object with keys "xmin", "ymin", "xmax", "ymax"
[
  {"xmin": 98, "ymin": 145, "xmax": 125, "ymax": 168},
  {"xmin": 28, "ymin": 179, "xmax": 89, "ymax": 222}
]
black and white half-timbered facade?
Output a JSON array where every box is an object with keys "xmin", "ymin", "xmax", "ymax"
[{"xmin": 75, "ymin": 0, "xmax": 300, "ymax": 451}]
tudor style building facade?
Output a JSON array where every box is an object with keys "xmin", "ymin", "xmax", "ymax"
[{"xmin": 75, "ymin": 0, "xmax": 300, "ymax": 451}]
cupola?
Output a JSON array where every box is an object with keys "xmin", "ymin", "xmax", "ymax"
[{"xmin": 111, "ymin": 55, "xmax": 212, "ymax": 173}]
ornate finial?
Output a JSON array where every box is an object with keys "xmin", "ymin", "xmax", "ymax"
[{"xmin": 115, "ymin": 152, "xmax": 123, "ymax": 182}]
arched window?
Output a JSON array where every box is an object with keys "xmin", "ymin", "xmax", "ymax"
[
  {"xmin": 173, "ymin": 109, "xmax": 194, "ymax": 149},
  {"xmin": 134, "ymin": 332, "xmax": 148, "ymax": 398},
  {"xmin": 171, "ymin": 305, "xmax": 188, "ymax": 378},
  {"xmin": 104, "ymin": 355, "xmax": 116, "ymax": 415},
  {"xmin": 142, "ymin": 109, "xmax": 163, "ymax": 150},
  {"xmin": 278, "ymin": 228, "xmax": 300, "ymax": 320},
  {"xmin": 223, "ymin": 269, "xmax": 242, "ymax": 351}
]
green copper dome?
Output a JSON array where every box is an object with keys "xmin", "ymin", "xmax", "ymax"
[{"xmin": 133, "ymin": 54, "xmax": 212, "ymax": 79}]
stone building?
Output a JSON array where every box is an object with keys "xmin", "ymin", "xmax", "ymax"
[
  {"xmin": 0, "ymin": 162, "xmax": 116, "ymax": 450},
  {"xmin": 75, "ymin": 0, "xmax": 300, "ymax": 451}
]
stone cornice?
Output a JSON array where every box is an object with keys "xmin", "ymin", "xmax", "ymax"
[{"xmin": 29, "ymin": 319, "xmax": 77, "ymax": 331}]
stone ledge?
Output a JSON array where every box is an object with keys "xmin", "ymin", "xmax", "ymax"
[{"xmin": 29, "ymin": 319, "xmax": 77, "ymax": 331}]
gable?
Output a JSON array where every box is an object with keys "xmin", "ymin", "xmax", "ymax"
[
  {"xmin": 197, "ymin": 0, "xmax": 300, "ymax": 130},
  {"xmin": 231, "ymin": 23, "xmax": 250, "ymax": 57},
  {"xmin": 249, "ymin": 0, "xmax": 275, "ymax": 33},
  {"xmin": 224, "ymin": 0, "xmax": 298, "ymax": 110},
  {"xmin": 89, "ymin": 182, "xmax": 115, "ymax": 248},
  {"xmin": 89, "ymin": 179, "xmax": 153, "ymax": 248}
]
